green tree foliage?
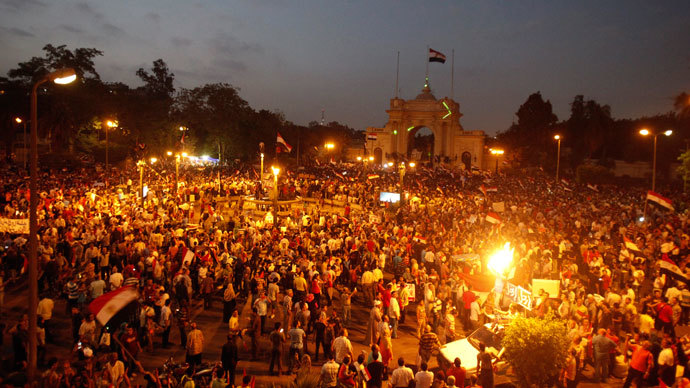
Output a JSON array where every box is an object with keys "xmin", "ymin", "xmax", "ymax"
[
  {"xmin": 497, "ymin": 92, "xmax": 558, "ymax": 166},
  {"xmin": 502, "ymin": 315, "xmax": 569, "ymax": 388},
  {"xmin": 4, "ymin": 44, "xmax": 104, "ymax": 152}
]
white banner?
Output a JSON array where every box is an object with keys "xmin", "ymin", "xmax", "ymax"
[{"xmin": 0, "ymin": 218, "xmax": 29, "ymax": 234}]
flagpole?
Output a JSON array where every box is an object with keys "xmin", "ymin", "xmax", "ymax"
[
  {"xmin": 451, "ymin": 49, "xmax": 455, "ymax": 100},
  {"xmin": 425, "ymin": 45, "xmax": 429, "ymax": 80},
  {"xmin": 395, "ymin": 51, "xmax": 400, "ymax": 98}
]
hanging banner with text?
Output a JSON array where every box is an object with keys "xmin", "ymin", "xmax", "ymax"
[{"xmin": 0, "ymin": 218, "xmax": 29, "ymax": 234}]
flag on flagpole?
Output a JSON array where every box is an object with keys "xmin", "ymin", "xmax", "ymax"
[
  {"xmin": 428, "ymin": 48, "xmax": 446, "ymax": 63},
  {"xmin": 276, "ymin": 132, "xmax": 293, "ymax": 153},
  {"xmin": 367, "ymin": 133, "xmax": 378, "ymax": 141},
  {"xmin": 485, "ymin": 212, "xmax": 501, "ymax": 224},
  {"xmin": 647, "ymin": 191, "xmax": 674, "ymax": 211},
  {"xmin": 89, "ymin": 286, "xmax": 139, "ymax": 325}
]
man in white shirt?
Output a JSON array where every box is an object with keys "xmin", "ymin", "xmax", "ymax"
[
  {"xmin": 37, "ymin": 295, "xmax": 54, "ymax": 342},
  {"xmin": 331, "ymin": 329, "xmax": 353, "ymax": 363},
  {"xmin": 109, "ymin": 267, "xmax": 123, "ymax": 290},
  {"xmin": 389, "ymin": 291, "xmax": 401, "ymax": 338},
  {"xmin": 415, "ymin": 361, "xmax": 434, "ymax": 388},
  {"xmin": 391, "ymin": 357, "xmax": 414, "ymax": 388}
]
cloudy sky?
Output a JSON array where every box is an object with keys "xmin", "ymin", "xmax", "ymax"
[{"xmin": 1, "ymin": 0, "xmax": 688, "ymax": 134}]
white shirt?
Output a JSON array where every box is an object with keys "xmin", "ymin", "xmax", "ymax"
[
  {"xmin": 389, "ymin": 297, "xmax": 401, "ymax": 319},
  {"xmin": 332, "ymin": 336, "xmax": 353, "ymax": 363},
  {"xmin": 415, "ymin": 370, "xmax": 434, "ymax": 388},
  {"xmin": 659, "ymin": 348, "xmax": 674, "ymax": 366},
  {"xmin": 391, "ymin": 366, "xmax": 414, "ymax": 388}
]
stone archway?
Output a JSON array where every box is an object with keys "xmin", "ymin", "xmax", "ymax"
[
  {"xmin": 365, "ymin": 81, "xmax": 486, "ymax": 168},
  {"xmin": 407, "ymin": 126, "xmax": 434, "ymax": 161}
]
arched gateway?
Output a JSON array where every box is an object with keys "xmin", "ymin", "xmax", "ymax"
[{"xmin": 365, "ymin": 83, "xmax": 485, "ymax": 169}]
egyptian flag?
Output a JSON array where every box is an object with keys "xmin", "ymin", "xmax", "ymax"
[
  {"xmin": 89, "ymin": 286, "xmax": 139, "ymax": 325},
  {"xmin": 624, "ymin": 237, "xmax": 642, "ymax": 253},
  {"xmin": 658, "ymin": 259, "xmax": 688, "ymax": 284},
  {"xmin": 367, "ymin": 133, "xmax": 378, "ymax": 141},
  {"xmin": 413, "ymin": 235, "xmax": 427, "ymax": 244},
  {"xmin": 180, "ymin": 132, "xmax": 186, "ymax": 144},
  {"xmin": 368, "ymin": 174, "xmax": 380, "ymax": 180},
  {"xmin": 428, "ymin": 48, "xmax": 446, "ymax": 63},
  {"xmin": 486, "ymin": 212, "xmax": 501, "ymax": 224},
  {"xmin": 276, "ymin": 132, "xmax": 292, "ymax": 153},
  {"xmin": 180, "ymin": 246, "xmax": 195, "ymax": 266},
  {"xmin": 647, "ymin": 191, "xmax": 674, "ymax": 211}
]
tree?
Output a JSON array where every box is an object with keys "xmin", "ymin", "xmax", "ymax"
[
  {"xmin": 5, "ymin": 44, "xmax": 105, "ymax": 152},
  {"xmin": 497, "ymin": 92, "xmax": 558, "ymax": 166},
  {"xmin": 502, "ymin": 315, "xmax": 569, "ymax": 388},
  {"xmin": 678, "ymin": 150, "xmax": 690, "ymax": 193}
]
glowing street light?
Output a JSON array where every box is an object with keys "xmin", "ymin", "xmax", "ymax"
[
  {"xmin": 167, "ymin": 151, "xmax": 173, "ymax": 156},
  {"xmin": 14, "ymin": 117, "xmax": 27, "ymax": 169},
  {"xmin": 150, "ymin": 157, "xmax": 157, "ymax": 164},
  {"xmin": 408, "ymin": 162, "xmax": 416, "ymax": 168},
  {"xmin": 553, "ymin": 135, "xmax": 561, "ymax": 181},
  {"xmin": 325, "ymin": 142, "xmax": 335, "ymax": 150},
  {"xmin": 104, "ymin": 120, "xmax": 118, "ymax": 188},
  {"xmin": 369, "ymin": 156, "xmax": 374, "ymax": 162},
  {"xmin": 639, "ymin": 128, "xmax": 672, "ymax": 192},
  {"xmin": 181, "ymin": 152, "xmax": 188, "ymax": 158},
  {"xmin": 28, "ymin": 68, "xmax": 76, "ymax": 381},
  {"xmin": 357, "ymin": 156, "xmax": 362, "ymax": 161},
  {"xmin": 490, "ymin": 148, "xmax": 505, "ymax": 174},
  {"xmin": 271, "ymin": 166, "xmax": 280, "ymax": 212}
]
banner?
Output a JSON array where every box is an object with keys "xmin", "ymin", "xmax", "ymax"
[
  {"xmin": 0, "ymin": 218, "xmax": 29, "ymax": 234},
  {"xmin": 505, "ymin": 282, "xmax": 532, "ymax": 310},
  {"xmin": 404, "ymin": 283, "xmax": 416, "ymax": 302}
]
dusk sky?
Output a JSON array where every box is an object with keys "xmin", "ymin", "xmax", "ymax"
[{"xmin": 1, "ymin": 0, "xmax": 688, "ymax": 135}]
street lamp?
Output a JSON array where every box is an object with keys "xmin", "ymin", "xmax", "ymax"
[
  {"xmin": 490, "ymin": 148, "xmax": 504, "ymax": 174},
  {"xmin": 639, "ymin": 128, "xmax": 672, "ymax": 192},
  {"xmin": 15, "ymin": 117, "xmax": 27, "ymax": 169},
  {"xmin": 260, "ymin": 153, "xmax": 265, "ymax": 184},
  {"xmin": 554, "ymin": 135, "xmax": 562, "ymax": 181},
  {"xmin": 138, "ymin": 160, "xmax": 146, "ymax": 207},
  {"xmin": 104, "ymin": 120, "xmax": 118, "ymax": 188},
  {"xmin": 28, "ymin": 67, "xmax": 76, "ymax": 381},
  {"xmin": 325, "ymin": 142, "xmax": 335, "ymax": 150},
  {"xmin": 271, "ymin": 166, "xmax": 280, "ymax": 215}
]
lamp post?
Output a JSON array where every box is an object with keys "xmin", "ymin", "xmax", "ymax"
[
  {"xmin": 640, "ymin": 128, "xmax": 672, "ymax": 192},
  {"xmin": 553, "ymin": 135, "xmax": 561, "ymax": 181},
  {"xmin": 260, "ymin": 153, "xmax": 264, "ymax": 184},
  {"xmin": 490, "ymin": 148, "xmax": 504, "ymax": 174},
  {"xmin": 138, "ymin": 160, "xmax": 145, "ymax": 207},
  {"xmin": 271, "ymin": 166, "xmax": 280, "ymax": 215},
  {"xmin": 28, "ymin": 68, "xmax": 76, "ymax": 382},
  {"xmin": 14, "ymin": 117, "xmax": 27, "ymax": 169},
  {"xmin": 105, "ymin": 120, "xmax": 117, "ymax": 188}
]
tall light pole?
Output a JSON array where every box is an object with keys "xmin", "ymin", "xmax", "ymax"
[
  {"xmin": 29, "ymin": 68, "xmax": 76, "ymax": 382},
  {"xmin": 105, "ymin": 120, "xmax": 117, "ymax": 188},
  {"xmin": 271, "ymin": 166, "xmax": 280, "ymax": 215},
  {"xmin": 260, "ymin": 153, "xmax": 264, "ymax": 184},
  {"xmin": 640, "ymin": 128, "xmax": 672, "ymax": 192},
  {"xmin": 554, "ymin": 135, "xmax": 561, "ymax": 181},
  {"xmin": 15, "ymin": 117, "xmax": 27, "ymax": 169},
  {"xmin": 490, "ymin": 148, "xmax": 504, "ymax": 174}
]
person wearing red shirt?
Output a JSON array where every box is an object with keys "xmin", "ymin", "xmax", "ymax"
[
  {"xmin": 462, "ymin": 285, "xmax": 476, "ymax": 329},
  {"xmin": 446, "ymin": 358, "xmax": 466, "ymax": 388},
  {"xmin": 622, "ymin": 340, "xmax": 653, "ymax": 388},
  {"xmin": 654, "ymin": 299, "xmax": 675, "ymax": 335}
]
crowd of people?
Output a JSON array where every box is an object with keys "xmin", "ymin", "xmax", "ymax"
[{"xmin": 1, "ymin": 156, "xmax": 690, "ymax": 388}]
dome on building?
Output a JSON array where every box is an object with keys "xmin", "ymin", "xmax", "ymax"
[{"xmin": 415, "ymin": 85, "xmax": 436, "ymax": 101}]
